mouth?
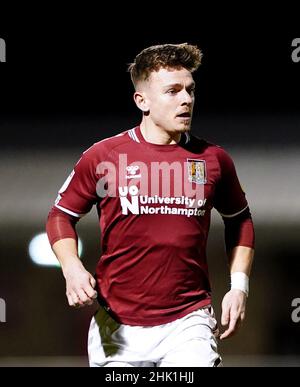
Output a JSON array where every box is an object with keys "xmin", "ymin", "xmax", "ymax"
[
  {"xmin": 176, "ymin": 112, "xmax": 191, "ymax": 123},
  {"xmin": 176, "ymin": 112, "xmax": 191, "ymax": 119}
]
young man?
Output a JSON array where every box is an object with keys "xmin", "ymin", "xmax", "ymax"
[{"xmin": 46, "ymin": 43, "xmax": 254, "ymax": 367}]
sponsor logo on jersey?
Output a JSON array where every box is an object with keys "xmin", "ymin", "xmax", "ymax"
[
  {"xmin": 118, "ymin": 185, "xmax": 207, "ymax": 218},
  {"xmin": 187, "ymin": 159, "xmax": 206, "ymax": 184}
]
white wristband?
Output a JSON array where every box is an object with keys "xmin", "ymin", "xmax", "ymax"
[{"xmin": 231, "ymin": 272, "xmax": 249, "ymax": 296}]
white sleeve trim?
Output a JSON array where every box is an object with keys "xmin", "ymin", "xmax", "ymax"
[
  {"xmin": 54, "ymin": 204, "xmax": 85, "ymax": 218},
  {"xmin": 219, "ymin": 205, "xmax": 248, "ymax": 218}
]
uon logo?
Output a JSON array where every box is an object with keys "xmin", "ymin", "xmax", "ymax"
[
  {"xmin": 119, "ymin": 185, "xmax": 139, "ymax": 215},
  {"xmin": 126, "ymin": 165, "xmax": 141, "ymax": 179},
  {"xmin": 0, "ymin": 38, "xmax": 6, "ymax": 62},
  {"xmin": 0, "ymin": 298, "xmax": 6, "ymax": 322}
]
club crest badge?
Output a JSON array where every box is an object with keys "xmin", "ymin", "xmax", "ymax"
[{"xmin": 187, "ymin": 159, "xmax": 207, "ymax": 184}]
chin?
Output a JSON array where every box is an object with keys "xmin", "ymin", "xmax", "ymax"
[
  {"xmin": 177, "ymin": 125, "xmax": 191, "ymax": 133},
  {"xmin": 165, "ymin": 123, "xmax": 191, "ymax": 134}
]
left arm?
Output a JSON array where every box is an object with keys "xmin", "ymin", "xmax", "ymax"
[{"xmin": 213, "ymin": 148, "xmax": 255, "ymax": 340}]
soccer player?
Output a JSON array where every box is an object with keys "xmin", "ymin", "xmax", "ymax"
[{"xmin": 46, "ymin": 43, "xmax": 255, "ymax": 367}]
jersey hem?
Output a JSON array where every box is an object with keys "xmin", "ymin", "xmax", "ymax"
[{"xmin": 114, "ymin": 298, "xmax": 212, "ymax": 326}]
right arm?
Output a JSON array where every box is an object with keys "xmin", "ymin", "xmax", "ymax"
[
  {"xmin": 46, "ymin": 209, "xmax": 97, "ymax": 307},
  {"xmin": 46, "ymin": 149, "xmax": 100, "ymax": 308}
]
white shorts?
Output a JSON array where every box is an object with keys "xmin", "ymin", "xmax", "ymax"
[{"xmin": 88, "ymin": 306, "xmax": 222, "ymax": 367}]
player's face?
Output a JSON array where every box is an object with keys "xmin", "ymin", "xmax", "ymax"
[{"xmin": 144, "ymin": 67, "xmax": 195, "ymax": 133}]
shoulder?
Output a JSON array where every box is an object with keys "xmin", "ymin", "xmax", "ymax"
[
  {"xmin": 80, "ymin": 129, "xmax": 132, "ymax": 161},
  {"xmin": 188, "ymin": 134, "xmax": 236, "ymax": 173},
  {"xmin": 188, "ymin": 134, "xmax": 229, "ymax": 158}
]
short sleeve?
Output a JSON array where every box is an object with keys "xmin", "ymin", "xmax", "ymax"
[
  {"xmin": 54, "ymin": 151, "xmax": 99, "ymax": 217},
  {"xmin": 213, "ymin": 148, "xmax": 248, "ymax": 217}
]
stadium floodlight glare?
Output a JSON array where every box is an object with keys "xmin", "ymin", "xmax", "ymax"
[{"xmin": 29, "ymin": 232, "xmax": 83, "ymax": 267}]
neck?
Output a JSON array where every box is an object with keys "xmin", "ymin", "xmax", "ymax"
[{"xmin": 140, "ymin": 118, "xmax": 181, "ymax": 145}]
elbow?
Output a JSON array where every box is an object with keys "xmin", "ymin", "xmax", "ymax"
[{"xmin": 223, "ymin": 208, "xmax": 255, "ymax": 252}]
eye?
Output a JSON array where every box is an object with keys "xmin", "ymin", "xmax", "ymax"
[{"xmin": 166, "ymin": 89, "xmax": 177, "ymax": 95}]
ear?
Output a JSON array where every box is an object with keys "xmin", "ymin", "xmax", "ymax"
[{"xmin": 133, "ymin": 91, "xmax": 150, "ymax": 113}]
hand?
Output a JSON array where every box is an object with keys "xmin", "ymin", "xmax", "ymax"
[
  {"xmin": 219, "ymin": 289, "xmax": 247, "ymax": 340},
  {"xmin": 63, "ymin": 264, "xmax": 98, "ymax": 308}
]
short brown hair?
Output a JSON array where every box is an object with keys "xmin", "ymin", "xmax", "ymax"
[{"xmin": 128, "ymin": 43, "xmax": 202, "ymax": 88}]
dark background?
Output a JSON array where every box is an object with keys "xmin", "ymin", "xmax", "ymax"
[{"xmin": 0, "ymin": 10, "xmax": 300, "ymax": 366}]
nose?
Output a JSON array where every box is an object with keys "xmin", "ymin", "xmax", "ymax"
[{"xmin": 180, "ymin": 89, "xmax": 193, "ymax": 105}]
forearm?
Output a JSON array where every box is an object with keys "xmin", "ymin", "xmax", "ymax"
[
  {"xmin": 220, "ymin": 246, "xmax": 254, "ymax": 339},
  {"xmin": 228, "ymin": 246, "xmax": 254, "ymax": 276},
  {"xmin": 52, "ymin": 237, "xmax": 84, "ymax": 274},
  {"xmin": 223, "ymin": 207, "xmax": 255, "ymax": 276},
  {"xmin": 46, "ymin": 207, "xmax": 86, "ymax": 275},
  {"xmin": 51, "ymin": 237, "xmax": 97, "ymax": 308}
]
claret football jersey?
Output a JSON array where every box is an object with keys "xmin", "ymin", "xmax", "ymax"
[{"xmin": 54, "ymin": 126, "xmax": 249, "ymax": 325}]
